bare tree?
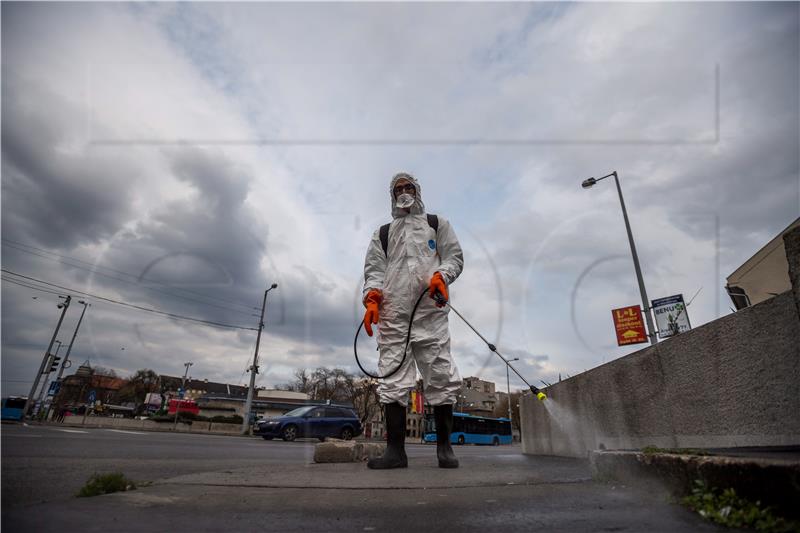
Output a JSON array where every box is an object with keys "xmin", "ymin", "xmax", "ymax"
[
  {"xmin": 278, "ymin": 369, "xmax": 313, "ymax": 394},
  {"xmin": 347, "ymin": 377, "xmax": 380, "ymax": 424},
  {"xmin": 280, "ymin": 366, "xmax": 380, "ymax": 423},
  {"xmin": 116, "ymin": 369, "xmax": 160, "ymax": 415}
]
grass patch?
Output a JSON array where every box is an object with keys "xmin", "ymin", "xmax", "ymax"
[
  {"xmin": 77, "ymin": 472, "xmax": 136, "ymax": 497},
  {"xmin": 682, "ymin": 480, "xmax": 798, "ymax": 532},
  {"xmin": 641, "ymin": 446, "xmax": 711, "ymax": 456}
]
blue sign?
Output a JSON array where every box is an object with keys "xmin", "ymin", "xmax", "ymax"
[
  {"xmin": 47, "ymin": 381, "xmax": 61, "ymax": 396},
  {"xmin": 87, "ymin": 390, "xmax": 96, "ymax": 403},
  {"xmin": 177, "ymin": 388, "xmax": 185, "ymax": 399}
]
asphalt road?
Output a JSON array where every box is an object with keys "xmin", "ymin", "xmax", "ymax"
[
  {"xmin": 2, "ymin": 423, "xmax": 723, "ymax": 532},
  {"xmin": 1, "ymin": 422, "xmax": 519, "ymax": 507},
  {"xmin": 3, "ymin": 422, "xmax": 341, "ymax": 507}
]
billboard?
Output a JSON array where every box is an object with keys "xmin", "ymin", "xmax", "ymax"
[
  {"xmin": 652, "ymin": 294, "xmax": 691, "ymax": 338},
  {"xmin": 611, "ymin": 305, "xmax": 648, "ymax": 346}
]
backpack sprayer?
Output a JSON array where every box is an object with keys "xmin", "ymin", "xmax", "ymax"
[{"xmin": 354, "ymin": 288, "xmax": 548, "ymax": 402}]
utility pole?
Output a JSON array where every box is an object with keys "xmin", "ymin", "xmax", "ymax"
[
  {"xmin": 56, "ymin": 300, "xmax": 89, "ymax": 383},
  {"xmin": 173, "ymin": 362, "xmax": 193, "ymax": 430},
  {"xmin": 242, "ymin": 283, "xmax": 278, "ymax": 435},
  {"xmin": 25, "ymin": 295, "xmax": 70, "ymax": 418},
  {"xmin": 34, "ymin": 340, "xmax": 62, "ymax": 415},
  {"xmin": 48, "ymin": 301, "xmax": 89, "ymax": 419}
]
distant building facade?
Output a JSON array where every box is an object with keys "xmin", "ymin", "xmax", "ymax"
[{"xmin": 458, "ymin": 376, "xmax": 499, "ymax": 417}]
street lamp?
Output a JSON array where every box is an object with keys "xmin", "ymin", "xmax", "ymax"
[
  {"xmin": 581, "ymin": 171, "xmax": 657, "ymax": 346},
  {"xmin": 505, "ymin": 357, "xmax": 519, "ymax": 429},
  {"xmin": 24, "ymin": 295, "xmax": 71, "ymax": 418},
  {"xmin": 242, "ymin": 283, "xmax": 278, "ymax": 434},
  {"xmin": 174, "ymin": 362, "xmax": 193, "ymax": 429},
  {"xmin": 53, "ymin": 300, "xmax": 90, "ymax": 388}
]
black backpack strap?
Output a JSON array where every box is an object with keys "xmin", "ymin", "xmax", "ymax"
[
  {"xmin": 380, "ymin": 215, "xmax": 438, "ymax": 257},
  {"xmin": 426, "ymin": 214, "xmax": 438, "ymax": 233},
  {"xmin": 379, "ymin": 223, "xmax": 390, "ymax": 257}
]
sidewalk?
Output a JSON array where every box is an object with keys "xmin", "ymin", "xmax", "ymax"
[{"xmin": 4, "ymin": 448, "xmax": 725, "ymax": 532}]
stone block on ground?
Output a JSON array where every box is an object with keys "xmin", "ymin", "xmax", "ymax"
[{"xmin": 314, "ymin": 440, "xmax": 386, "ymax": 463}]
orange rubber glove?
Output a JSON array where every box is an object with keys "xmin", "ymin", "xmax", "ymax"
[
  {"xmin": 429, "ymin": 272, "xmax": 448, "ymax": 307},
  {"xmin": 363, "ymin": 289, "xmax": 382, "ymax": 337}
]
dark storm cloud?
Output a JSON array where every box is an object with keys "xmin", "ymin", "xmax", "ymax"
[
  {"xmin": 1, "ymin": 76, "xmax": 140, "ymax": 249},
  {"xmin": 78, "ymin": 147, "xmax": 360, "ymax": 361}
]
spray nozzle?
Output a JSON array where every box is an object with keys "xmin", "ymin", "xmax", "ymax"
[{"xmin": 530, "ymin": 385, "xmax": 547, "ymax": 402}]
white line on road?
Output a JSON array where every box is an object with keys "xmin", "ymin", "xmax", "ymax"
[
  {"xmin": 55, "ymin": 429, "xmax": 89, "ymax": 433},
  {"xmin": 106, "ymin": 429, "xmax": 147, "ymax": 435}
]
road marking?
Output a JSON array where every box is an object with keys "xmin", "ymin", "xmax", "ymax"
[
  {"xmin": 55, "ymin": 429, "xmax": 88, "ymax": 433},
  {"xmin": 106, "ymin": 429, "xmax": 146, "ymax": 435}
]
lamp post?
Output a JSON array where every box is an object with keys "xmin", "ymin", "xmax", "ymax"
[
  {"xmin": 173, "ymin": 362, "xmax": 193, "ymax": 429},
  {"xmin": 242, "ymin": 283, "xmax": 278, "ymax": 435},
  {"xmin": 48, "ymin": 301, "xmax": 90, "ymax": 419},
  {"xmin": 582, "ymin": 171, "xmax": 657, "ymax": 346},
  {"xmin": 57, "ymin": 301, "xmax": 89, "ymax": 383},
  {"xmin": 25, "ymin": 295, "xmax": 71, "ymax": 418},
  {"xmin": 505, "ymin": 357, "xmax": 519, "ymax": 428}
]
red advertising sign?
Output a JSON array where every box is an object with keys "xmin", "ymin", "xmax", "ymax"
[{"xmin": 611, "ymin": 305, "xmax": 648, "ymax": 346}]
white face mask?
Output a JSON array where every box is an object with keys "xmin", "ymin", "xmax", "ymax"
[{"xmin": 395, "ymin": 193, "xmax": 415, "ymax": 209}]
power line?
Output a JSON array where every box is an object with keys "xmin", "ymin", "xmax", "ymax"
[
  {"xmin": 2, "ymin": 269, "xmax": 259, "ymax": 332},
  {"xmin": 1, "ymin": 276, "xmax": 67, "ymax": 297},
  {"xmin": 3, "ymin": 241, "xmax": 258, "ymax": 318},
  {"xmin": 2, "ymin": 239, "xmax": 260, "ymax": 312}
]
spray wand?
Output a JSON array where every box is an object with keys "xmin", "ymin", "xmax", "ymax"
[
  {"xmin": 433, "ymin": 292, "xmax": 547, "ymax": 401},
  {"xmin": 354, "ymin": 287, "xmax": 548, "ymax": 402}
]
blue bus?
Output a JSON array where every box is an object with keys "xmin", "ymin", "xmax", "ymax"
[
  {"xmin": 424, "ymin": 412, "xmax": 512, "ymax": 445},
  {"xmin": 2, "ymin": 397, "xmax": 27, "ymax": 421}
]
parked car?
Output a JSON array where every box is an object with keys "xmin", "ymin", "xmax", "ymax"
[{"xmin": 254, "ymin": 405, "xmax": 362, "ymax": 442}]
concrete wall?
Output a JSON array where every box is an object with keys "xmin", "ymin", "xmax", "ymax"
[
  {"xmin": 62, "ymin": 416, "xmax": 242, "ymax": 435},
  {"xmin": 521, "ymin": 286, "xmax": 800, "ymax": 457}
]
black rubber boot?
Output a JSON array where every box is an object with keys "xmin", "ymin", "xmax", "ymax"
[
  {"xmin": 367, "ymin": 402, "xmax": 408, "ymax": 469},
  {"xmin": 434, "ymin": 404, "xmax": 459, "ymax": 468}
]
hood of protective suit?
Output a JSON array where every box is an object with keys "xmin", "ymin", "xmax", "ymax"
[{"xmin": 390, "ymin": 172, "xmax": 426, "ymax": 219}]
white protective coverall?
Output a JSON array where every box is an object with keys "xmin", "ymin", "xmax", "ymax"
[{"xmin": 362, "ymin": 174, "xmax": 464, "ymax": 406}]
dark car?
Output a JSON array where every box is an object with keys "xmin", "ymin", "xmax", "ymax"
[{"xmin": 255, "ymin": 405, "xmax": 362, "ymax": 442}]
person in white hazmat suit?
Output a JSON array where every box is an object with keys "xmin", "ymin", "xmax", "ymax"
[{"xmin": 362, "ymin": 172, "xmax": 463, "ymax": 469}]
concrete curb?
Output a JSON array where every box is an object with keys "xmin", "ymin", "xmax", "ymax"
[{"xmin": 590, "ymin": 450, "xmax": 800, "ymax": 519}]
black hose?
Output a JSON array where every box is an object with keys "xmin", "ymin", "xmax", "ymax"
[{"xmin": 354, "ymin": 287, "xmax": 431, "ymax": 379}]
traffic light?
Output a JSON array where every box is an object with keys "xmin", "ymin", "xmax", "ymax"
[{"xmin": 49, "ymin": 356, "xmax": 61, "ymax": 373}]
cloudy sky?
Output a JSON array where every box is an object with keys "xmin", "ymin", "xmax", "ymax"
[{"xmin": 2, "ymin": 2, "xmax": 798, "ymax": 398}]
